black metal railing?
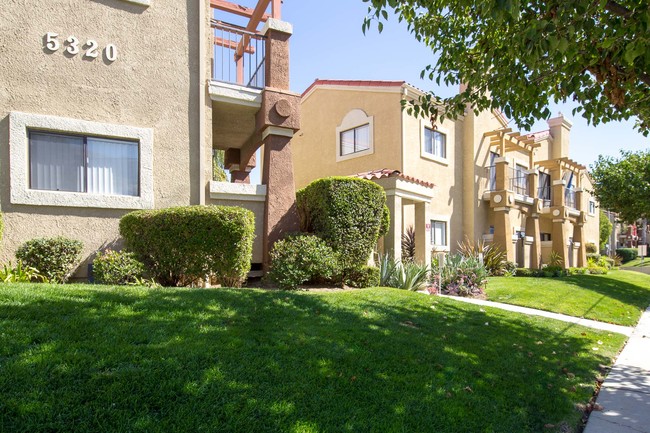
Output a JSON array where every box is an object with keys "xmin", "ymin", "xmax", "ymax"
[
  {"xmin": 508, "ymin": 166, "xmax": 529, "ymax": 196},
  {"xmin": 212, "ymin": 21, "xmax": 266, "ymax": 89}
]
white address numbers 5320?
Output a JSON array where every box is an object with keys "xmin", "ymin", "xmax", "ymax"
[{"xmin": 44, "ymin": 32, "xmax": 117, "ymax": 62}]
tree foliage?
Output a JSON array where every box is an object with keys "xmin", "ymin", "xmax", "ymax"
[
  {"xmin": 591, "ymin": 150, "xmax": 650, "ymax": 222},
  {"xmin": 362, "ymin": 0, "xmax": 650, "ymax": 134},
  {"xmin": 599, "ymin": 209, "xmax": 613, "ymax": 247}
]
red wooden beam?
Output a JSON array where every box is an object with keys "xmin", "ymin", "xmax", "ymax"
[
  {"xmin": 210, "ymin": 0, "xmax": 270, "ymax": 22},
  {"xmin": 214, "ymin": 36, "xmax": 256, "ymax": 54},
  {"xmin": 235, "ymin": 0, "xmax": 271, "ymax": 59}
]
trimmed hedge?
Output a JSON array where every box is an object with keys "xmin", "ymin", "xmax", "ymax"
[
  {"xmin": 93, "ymin": 250, "xmax": 145, "ymax": 285},
  {"xmin": 268, "ymin": 233, "xmax": 339, "ymax": 290},
  {"xmin": 344, "ymin": 265, "xmax": 380, "ymax": 288},
  {"xmin": 15, "ymin": 237, "xmax": 83, "ymax": 283},
  {"xmin": 616, "ymin": 248, "xmax": 638, "ymax": 263},
  {"xmin": 120, "ymin": 205, "xmax": 254, "ymax": 287},
  {"xmin": 297, "ymin": 177, "xmax": 388, "ymax": 271}
]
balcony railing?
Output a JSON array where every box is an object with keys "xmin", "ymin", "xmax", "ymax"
[
  {"xmin": 508, "ymin": 166, "xmax": 529, "ymax": 196},
  {"xmin": 565, "ymin": 188, "xmax": 577, "ymax": 209},
  {"xmin": 212, "ymin": 21, "xmax": 266, "ymax": 89}
]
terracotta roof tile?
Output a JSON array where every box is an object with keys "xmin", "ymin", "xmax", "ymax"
[
  {"xmin": 351, "ymin": 168, "xmax": 435, "ymax": 189},
  {"xmin": 527, "ymin": 129, "xmax": 551, "ymax": 142}
]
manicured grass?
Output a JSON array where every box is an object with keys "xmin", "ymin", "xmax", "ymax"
[
  {"xmin": 0, "ymin": 284, "xmax": 625, "ymax": 433},
  {"xmin": 621, "ymin": 257, "xmax": 650, "ymax": 268},
  {"xmin": 486, "ymin": 270, "xmax": 650, "ymax": 326}
]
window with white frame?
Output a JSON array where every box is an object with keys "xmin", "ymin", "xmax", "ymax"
[
  {"xmin": 340, "ymin": 124, "xmax": 370, "ymax": 156},
  {"xmin": 589, "ymin": 200, "xmax": 596, "ymax": 215},
  {"xmin": 29, "ymin": 131, "xmax": 139, "ymax": 196},
  {"xmin": 423, "ymin": 127, "xmax": 446, "ymax": 159},
  {"xmin": 431, "ymin": 220, "xmax": 447, "ymax": 247},
  {"xmin": 9, "ymin": 111, "xmax": 153, "ymax": 209}
]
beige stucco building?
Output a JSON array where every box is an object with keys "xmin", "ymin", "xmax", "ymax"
[
  {"xmin": 293, "ymin": 80, "xmax": 600, "ymax": 268},
  {"xmin": 1, "ymin": 0, "xmax": 301, "ymax": 277}
]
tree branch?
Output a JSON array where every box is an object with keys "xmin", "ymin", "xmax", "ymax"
[{"xmin": 604, "ymin": 1, "xmax": 633, "ymax": 19}]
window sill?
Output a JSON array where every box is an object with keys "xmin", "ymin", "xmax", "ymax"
[
  {"xmin": 336, "ymin": 148, "xmax": 373, "ymax": 162},
  {"xmin": 421, "ymin": 153, "xmax": 449, "ymax": 166},
  {"xmin": 122, "ymin": 0, "xmax": 150, "ymax": 6},
  {"xmin": 13, "ymin": 189, "xmax": 153, "ymax": 210}
]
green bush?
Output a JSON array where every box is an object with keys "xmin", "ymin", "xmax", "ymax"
[
  {"xmin": 120, "ymin": 205, "xmax": 254, "ymax": 287},
  {"xmin": 514, "ymin": 268, "xmax": 535, "ymax": 277},
  {"xmin": 567, "ymin": 267, "xmax": 588, "ymax": 275},
  {"xmin": 15, "ymin": 237, "xmax": 83, "ymax": 283},
  {"xmin": 588, "ymin": 266, "xmax": 609, "ymax": 275},
  {"xmin": 297, "ymin": 177, "xmax": 387, "ymax": 272},
  {"xmin": 343, "ymin": 265, "xmax": 380, "ymax": 288},
  {"xmin": 616, "ymin": 248, "xmax": 638, "ymax": 263},
  {"xmin": 585, "ymin": 242, "xmax": 598, "ymax": 254},
  {"xmin": 543, "ymin": 265, "xmax": 567, "ymax": 277},
  {"xmin": 587, "ymin": 253, "xmax": 601, "ymax": 262},
  {"xmin": 268, "ymin": 234, "xmax": 339, "ymax": 290},
  {"xmin": 0, "ymin": 261, "xmax": 46, "ymax": 283},
  {"xmin": 93, "ymin": 250, "xmax": 145, "ymax": 285}
]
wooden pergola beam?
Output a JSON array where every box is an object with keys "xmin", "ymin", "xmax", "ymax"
[
  {"xmin": 214, "ymin": 36, "xmax": 256, "ymax": 54},
  {"xmin": 211, "ymin": 0, "xmax": 270, "ymax": 22}
]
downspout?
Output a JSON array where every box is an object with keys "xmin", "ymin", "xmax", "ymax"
[{"xmin": 198, "ymin": 0, "xmax": 207, "ymax": 205}]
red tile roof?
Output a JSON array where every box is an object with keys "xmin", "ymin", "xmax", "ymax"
[
  {"xmin": 351, "ymin": 168, "xmax": 435, "ymax": 189},
  {"xmin": 527, "ymin": 129, "xmax": 551, "ymax": 142},
  {"xmin": 302, "ymin": 79, "xmax": 406, "ymax": 97}
]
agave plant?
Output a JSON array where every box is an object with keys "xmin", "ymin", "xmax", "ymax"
[
  {"xmin": 378, "ymin": 254, "xmax": 400, "ymax": 287},
  {"xmin": 396, "ymin": 261, "xmax": 430, "ymax": 291},
  {"xmin": 457, "ymin": 236, "xmax": 506, "ymax": 276}
]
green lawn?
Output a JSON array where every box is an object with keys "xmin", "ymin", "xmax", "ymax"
[
  {"xmin": 0, "ymin": 284, "xmax": 625, "ymax": 433},
  {"xmin": 621, "ymin": 257, "xmax": 650, "ymax": 268},
  {"xmin": 486, "ymin": 270, "xmax": 650, "ymax": 326}
]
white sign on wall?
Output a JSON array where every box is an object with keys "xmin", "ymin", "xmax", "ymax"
[{"xmin": 43, "ymin": 32, "xmax": 117, "ymax": 62}]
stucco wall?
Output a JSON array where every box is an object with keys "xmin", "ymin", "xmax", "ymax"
[
  {"xmin": 292, "ymin": 87, "xmax": 403, "ymax": 189},
  {"xmin": 582, "ymin": 176, "xmax": 600, "ymax": 248},
  {"xmin": 0, "ymin": 0, "xmax": 210, "ymax": 275}
]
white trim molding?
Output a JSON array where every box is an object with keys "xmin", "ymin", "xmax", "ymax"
[
  {"xmin": 335, "ymin": 109, "xmax": 374, "ymax": 162},
  {"xmin": 9, "ymin": 111, "xmax": 154, "ymax": 209},
  {"xmin": 122, "ymin": 0, "xmax": 150, "ymax": 6},
  {"xmin": 430, "ymin": 213, "xmax": 451, "ymax": 251}
]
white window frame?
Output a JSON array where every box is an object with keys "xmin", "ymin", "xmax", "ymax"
[
  {"xmin": 420, "ymin": 119, "xmax": 449, "ymax": 165},
  {"xmin": 430, "ymin": 217, "xmax": 449, "ymax": 250},
  {"xmin": 9, "ymin": 111, "xmax": 154, "ymax": 209},
  {"xmin": 122, "ymin": 0, "xmax": 150, "ymax": 6},
  {"xmin": 336, "ymin": 109, "xmax": 374, "ymax": 162},
  {"xmin": 589, "ymin": 200, "xmax": 596, "ymax": 215}
]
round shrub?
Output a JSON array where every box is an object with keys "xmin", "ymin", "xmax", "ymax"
[
  {"xmin": 120, "ymin": 205, "xmax": 255, "ymax": 287},
  {"xmin": 616, "ymin": 248, "xmax": 638, "ymax": 263},
  {"xmin": 15, "ymin": 236, "xmax": 83, "ymax": 283},
  {"xmin": 297, "ymin": 177, "xmax": 387, "ymax": 272},
  {"xmin": 588, "ymin": 266, "xmax": 609, "ymax": 275},
  {"xmin": 344, "ymin": 265, "xmax": 380, "ymax": 288},
  {"xmin": 93, "ymin": 250, "xmax": 145, "ymax": 285},
  {"xmin": 268, "ymin": 234, "xmax": 339, "ymax": 290}
]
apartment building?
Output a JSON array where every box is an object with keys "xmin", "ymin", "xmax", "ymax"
[
  {"xmin": 0, "ymin": 0, "xmax": 301, "ymax": 276},
  {"xmin": 293, "ymin": 80, "xmax": 600, "ymax": 268}
]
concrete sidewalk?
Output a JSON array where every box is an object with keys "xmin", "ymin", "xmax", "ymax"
[
  {"xmin": 436, "ymin": 294, "xmax": 633, "ymax": 336},
  {"xmin": 584, "ymin": 305, "xmax": 650, "ymax": 433}
]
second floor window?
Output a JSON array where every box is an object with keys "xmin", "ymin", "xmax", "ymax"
[
  {"xmin": 340, "ymin": 124, "xmax": 370, "ymax": 156},
  {"xmin": 538, "ymin": 172, "xmax": 551, "ymax": 201},
  {"xmin": 424, "ymin": 127, "xmax": 446, "ymax": 159},
  {"xmin": 589, "ymin": 200, "xmax": 596, "ymax": 214}
]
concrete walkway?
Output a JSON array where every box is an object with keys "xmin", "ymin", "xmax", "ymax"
[
  {"xmin": 436, "ymin": 294, "xmax": 633, "ymax": 336},
  {"xmin": 584, "ymin": 305, "xmax": 650, "ymax": 433}
]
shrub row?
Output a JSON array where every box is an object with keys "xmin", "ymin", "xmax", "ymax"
[
  {"xmin": 515, "ymin": 266, "xmax": 608, "ymax": 277},
  {"xmin": 16, "ymin": 237, "xmax": 83, "ymax": 283}
]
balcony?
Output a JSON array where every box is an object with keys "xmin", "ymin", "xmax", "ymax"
[
  {"xmin": 537, "ymin": 186, "xmax": 551, "ymax": 208},
  {"xmin": 508, "ymin": 166, "xmax": 529, "ymax": 196},
  {"xmin": 212, "ymin": 21, "xmax": 266, "ymax": 89}
]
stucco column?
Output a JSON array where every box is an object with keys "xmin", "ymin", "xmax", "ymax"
[
  {"xmin": 551, "ymin": 211, "xmax": 571, "ymax": 268},
  {"xmin": 261, "ymin": 131, "xmax": 300, "ymax": 269},
  {"xmin": 384, "ymin": 194, "xmax": 403, "ymax": 262},
  {"xmin": 551, "ymin": 175, "xmax": 565, "ymax": 207},
  {"xmin": 493, "ymin": 208, "xmax": 515, "ymax": 262},
  {"xmin": 414, "ymin": 201, "xmax": 432, "ymax": 266},
  {"xmin": 529, "ymin": 169, "xmax": 539, "ymax": 199},
  {"xmin": 495, "ymin": 157, "xmax": 509, "ymax": 191},
  {"xmin": 575, "ymin": 188, "xmax": 584, "ymax": 212},
  {"xmin": 574, "ymin": 213, "xmax": 587, "ymax": 267},
  {"xmin": 526, "ymin": 208, "xmax": 542, "ymax": 269},
  {"xmin": 263, "ymin": 19, "xmax": 292, "ymax": 90}
]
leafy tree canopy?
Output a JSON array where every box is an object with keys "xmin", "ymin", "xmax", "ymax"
[
  {"xmin": 362, "ymin": 0, "xmax": 650, "ymax": 134},
  {"xmin": 599, "ymin": 209, "xmax": 613, "ymax": 246},
  {"xmin": 591, "ymin": 150, "xmax": 650, "ymax": 222}
]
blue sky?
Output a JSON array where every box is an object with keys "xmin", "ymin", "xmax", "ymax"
[{"xmin": 281, "ymin": 0, "xmax": 649, "ymax": 169}]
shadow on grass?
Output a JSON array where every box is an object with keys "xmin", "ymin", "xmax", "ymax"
[
  {"xmin": 0, "ymin": 286, "xmax": 622, "ymax": 433},
  {"xmin": 560, "ymin": 273, "xmax": 650, "ymax": 311}
]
